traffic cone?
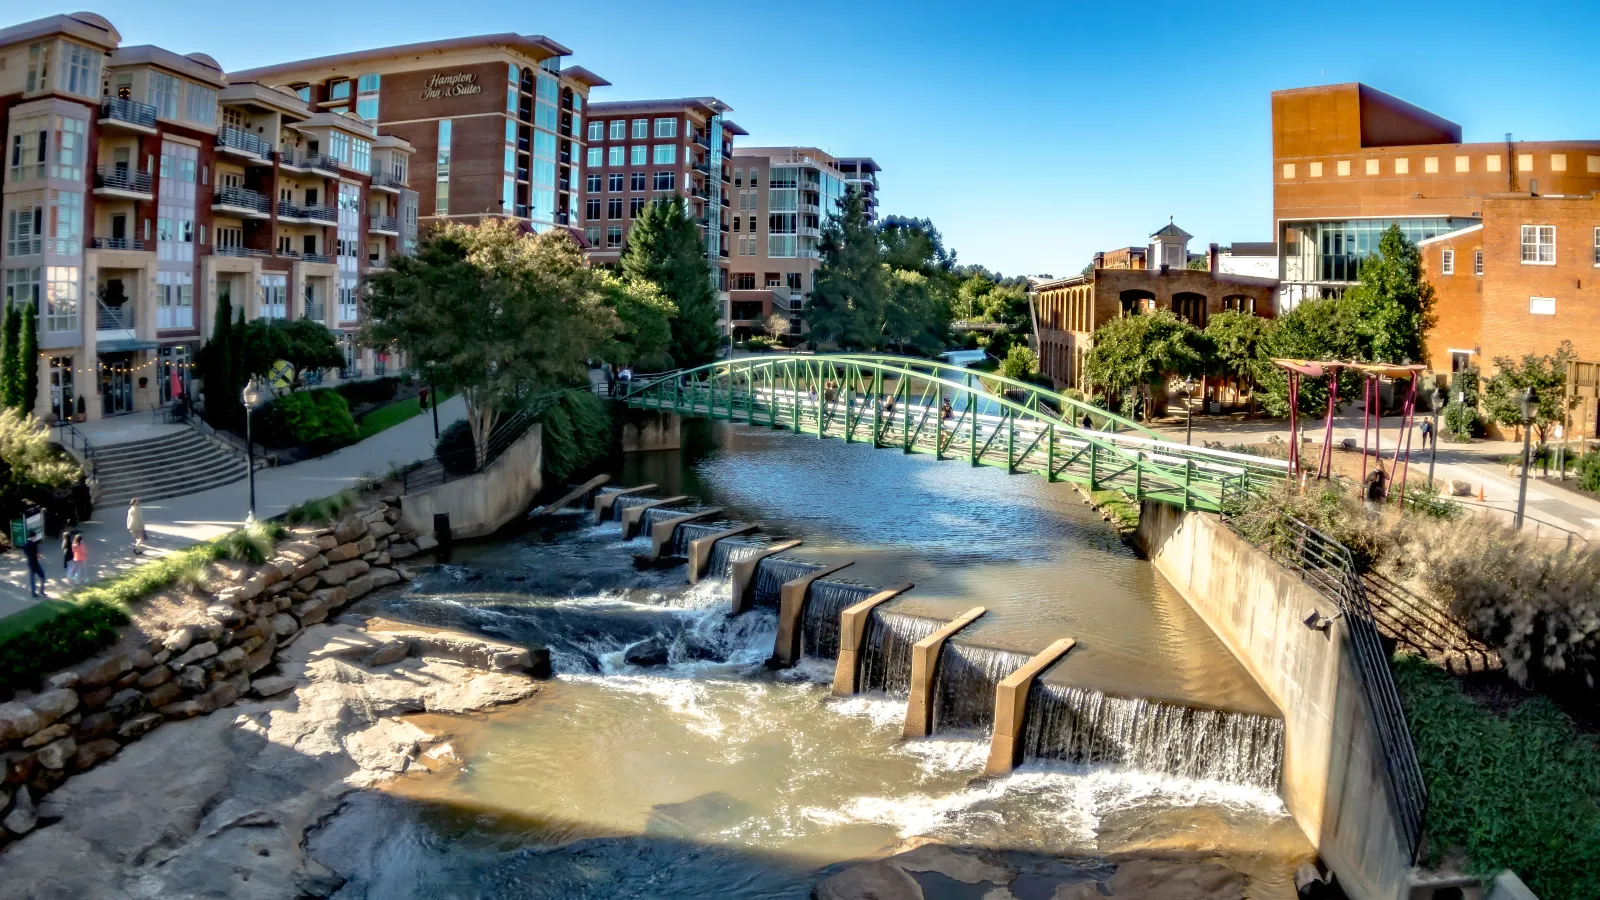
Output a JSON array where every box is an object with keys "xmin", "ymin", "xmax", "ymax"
[{"xmin": 1478, "ymin": 485, "xmax": 1485, "ymax": 503}]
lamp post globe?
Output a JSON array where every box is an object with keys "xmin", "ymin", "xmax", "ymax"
[
  {"xmin": 1514, "ymin": 386, "xmax": 1536, "ymax": 530},
  {"xmin": 242, "ymin": 379, "xmax": 266, "ymax": 522},
  {"xmin": 1181, "ymin": 376, "xmax": 1197, "ymax": 446},
  {"xmin": 1427, "ymin": 386, "xmax": 1445, "ymax": 488}
]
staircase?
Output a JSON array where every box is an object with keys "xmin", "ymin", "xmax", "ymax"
[{"xmin": 91, "ymin": 429, "xmax": 250, "ymax": 508}]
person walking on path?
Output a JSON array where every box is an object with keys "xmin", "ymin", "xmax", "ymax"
[
  {"xmin": 418, "ymin": 384, "xmax": 430, "ymax": 412},
  {"xmin": 61, "ymin": 530, "xmax": 75, "ymax": 578},
  {"xmin": 1419, "ymin": 418, "xmax": 1434, "ymax": 449},
  {"xmin": 1363, "ymin": 468, "xmax": 1388, "ymax": 516},
  {"xmin": 127, "ymin": 498, "xmax": 147, "ymax": 556},
  {"xmin": 22, "ymin": 536, "xmax": 47, "ymax": 599},
  {"xmin": 70, "ymin": 534, "xmax": 88, "ymax": 584}
]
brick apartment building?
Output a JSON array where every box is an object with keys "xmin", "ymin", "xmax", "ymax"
[
  {"xmin": 579, "ymin": 98, "xmax": 745, "ymax": 288},
  {"xmin": 1272, "ymin": 82, "xmax": 1600, "ymax": 435},
  {"xmin": 1030, "ymin": 223, "xmax": 1276, "ymax": 403}
]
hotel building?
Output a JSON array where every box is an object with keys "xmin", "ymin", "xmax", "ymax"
[
  {"xmin": 835, "ymin": 157, "xmax": 880, "ymax": 224},
  {"xmin": 726, "ymin": 146, "xmax": 860, "ymax": 338},
  {"xmin": 1271, "ymin": 82, "xmax": 1600, "ymax": 434},
  {"xmin": 579, "ymin": 97, "xmax": 745, "ymax": 286}
]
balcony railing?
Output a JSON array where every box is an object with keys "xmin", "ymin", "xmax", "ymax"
[
  {"xmin": 214, "ymin": 246, "xmax": 268, "ymax": 258},
  {"xmin": 97, "ymin": 301, "xmax": 134, "ymax": 332},
  {"xmin": 303, "ymin": 252, "xmax": 333, "ymax": 264},
  {"xmin": 691, "ymin": 162, "xmax": 710, "ymax": 175},
  {"xmin": 690, "ymin": 131, "xmax": 709, "ymax": 148},
  {"xmin": 275, "ymin": 248, "xmax": 302, "ymax": 260},
  {"xmin": 369, "ymin": 215, "xmax": 399, "ymax": 233},
  {"xmin": 91, "ymin": 237, "xmax": 145, "ymax": 251},
  {"xmin": 213, "ymin": 185, "xmax": 270, "ymax": 215},
  {"xmin": 302, "ymin": 205, "xmax": 338, "ymax": 223},
  {"xmin": 94, "ymin": 167, "xmax": 152, "ymax": 195},
  {"xmin": 99, "ymin": 98, "xmax": 157, "ymax": 130},
  {"xmin": 369, "ymin": 169, "xmax": 407, "ymax": 190},
  {"xmin": 279, "ymin": 148, "xmax": 339, "ymax": 174},
  {"xmin": 217, "ymin": 126, "xmax": 272, "ymax": 160},
  {"xmin": 304, "ymin": 301, "xmax": 325, "ymax": 322}
]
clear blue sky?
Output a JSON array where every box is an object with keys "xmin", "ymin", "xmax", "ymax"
[{"xmin": 82, "ymin": 0, "xmax": 1599, "ymax": 277}]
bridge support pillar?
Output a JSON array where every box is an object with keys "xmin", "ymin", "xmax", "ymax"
[{"xmin": 620, "ymin": 409, "xmax": 680, "ymax": 453}]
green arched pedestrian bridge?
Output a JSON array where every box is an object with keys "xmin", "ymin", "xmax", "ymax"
[{"xmin": 619, "ymin": 354, "xmax": 1288, "ymax": 513}]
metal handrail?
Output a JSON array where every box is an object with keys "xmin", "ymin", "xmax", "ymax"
[
  {"xmin": 99, "ymin": 98, "xmax": 157, "ymax": 129},
  {"xmin": 96, "ymin": 300, "xmax": 134, "ymax": 331},
  {"xmin": 94, "ymin": 167, "xmax": 152, "ymax": 193},
  {"xmin": 213, "ymin": 185, "xmax": 270, "ymax": 214},
  {"xmin": 217, "ymin": 126, "xmax": 272, "ymax": 159},
  {"xmin": 58, "ymin": 421, "xmax": 94, "ymax": 461},
  {"xmin": 402, "ymin": 388, "xmax": 584, "ymax": 493}
]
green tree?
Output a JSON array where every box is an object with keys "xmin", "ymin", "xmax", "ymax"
[
  {"xmin": 235, "ymin": 318, "xmax": 345, "ymax": 390},
  {"xmin": 1084, "ymin": 310, "xmax": 1207, "ymax": 420},
  {"xmin": 1341, "ymin": 224, "xmax": 1437, "ymax": 365},
  {"xmin": 620, "ymin": 196, "xmax": 719, "ymax": 368},
  {"xmin": 806, "ymin": 187, "xmax": 888, "ymax": 349},
  {"xmin": 364, "ymin": 219, "xmax": 617, "ymax": 449},
  {"xmin": 597, "ymin": 273, "xmax": 675, "ymax": 369},
  {"xmin": 18, "ymin": 303, "xmax": 37, "ymax": 416},
  {"xmin": 1000, "ymin": 345, "xmax": 1038, "ymax": 381},
  {"xmin": 882, "ymin": 268, "xmax": 947, "ymax": 355},
  {"xmin": 1483, "ymin": 341, "xmax": 1578, "ymax": 444},
  {"xmin": 1, "ymin": 303, "xmax": 22, "ymax": 411},
  {"xmin": 1203, "ymin": 310, "xmax": 1274, "ymax": 413},
  {"xmin": 763, "ymin": 313, "xmax": 792, "ymax": 342},
  {"xmin": 1256, "ymin": 296, "xmax": 1364, "ymax": 417},
  {"xmin": 201, "ymin": 294, "xmax": 236, "ymax": 427}
]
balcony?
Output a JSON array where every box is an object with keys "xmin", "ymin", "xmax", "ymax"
[
  {"xmin": 301, "ymin": 205, "xmax": 338, "ymax": 224},
  {"xmin": 279, "ymin": 149, "xmax": 338, "ymax": 175},
  {"xmin": 798, "ymin": 225, "xmax": 821, "ymax": 238},
  {"xmin": 275, "ymin": 248, "xmax": 302, "ymax": 260},
  {"xmin": 691, "ymin": 161, "xmax": 710, "ymax": 176},
  {"xmin": 799, "ymin": 201, "xmax": 820, "ymax": 215},
  {"xmin": 694, "ymin": 216, "xmax": 710, "ymax": 229},
  {"xmin": 90, "ymin": 237, "xmax": 147, "ymax": 252},
  {"xmin": 98, "ymin": 98, "xmax": 157, "ymax": 134},
  {"xmin": 93, "ymin": 167, "xmax": 153, "ymax": 200},
  {"xmin": 212, "ymin": 185, "xmax": 271, "ymax": 219},
  {"xmin": 369, "ymin": 215, "xmax": 399, "ymax": 235},
  {"xmin": 96, "ymin": 301, "xmax": 135, "ymax": 340},
  {"xmin": 304, "ymin": 300, "xmax": 325, "ymax": 322},
  {"xmin": 690, "ymin": 131, "xmax": 709, "ymax": 149},
  {"xmin": 214, "ymin": 246, "xmax": 268, "ymax": 258},
  {"xmin": 369, "ymin": 169, "xmax": 406, "ymax": 192},
  {"xmin": 216, "ymin": 127, "xmax": 273, "ymax": 164},
  {"xmin": 302, "ymin": 252, "xmax": 333, "ymax": 264},
  {"xmin": 276, "ymin": 200, "xmax": 307, "ymax": 222}
]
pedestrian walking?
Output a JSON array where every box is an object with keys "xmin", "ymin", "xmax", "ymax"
[
  {"xmin": 127, "ymin": 498, "xmax": 147, "ymax": 556},
  {"xmin": 1419, "ymin": 418, "xmax": 1434, "ymax": 448},
  {"xmin": 22, "ymin": 536, "xmax": 47, "ymax": 599},
  {"xmin": 71, "ymin": 534, "xmax": 88, "ymax": 584},
  {"xmin": 941, "ymin": 397, "xmax": 954, "ymax": 421},
  {"xmin": 418, "ymin": 384, "xmax": 430, "ymax": 411},
  {"xmin": 1081, "ymin": 413, "xmax": 1093, "ymax": 430},
  {"xmin": 604, "ymin": 363, "xmax": 617, "ymax": 397},
  {"xmin": 1363, "ymin": 468, "xmax": 1388, "ymax": 516},
  {"xmin": 61, "ymin": 530, "xmax": 74, "ymax": 578}
]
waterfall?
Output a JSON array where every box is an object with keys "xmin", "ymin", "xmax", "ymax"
[
  {"xmin": 637, "ymin": 505, "xmax": 703, "ymax": 538},
  {"xmin": 1021, "ymin": 682, "xmax": 1286, "ymax": 791},
  {"xmin": 931, "ymin": 643, "xmax": 1032, "ymax": 733},
  {"xmin": 801, "ymin": 579, "xmax": 877, "ymax": 659},
  {"xmin": 609, "ymin": 494, "xmax": 656, "ymax": 520},
  {"xmin": 857, "ymin": 611, "xmax": 943, "ymax": 698},
  {"xmin": 671, "ymin": 520, "xmax": 736, "ymax": 557},
  {"xmin": 751, "ymin": 556, "xmax": 822, "ymax": 609},
  {"xmin": 708, "ymin": 536, "xmax": 772, "ymax": 580}
]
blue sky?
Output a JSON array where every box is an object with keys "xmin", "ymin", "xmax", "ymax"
[{"xmin": 82, "ymin": 0, "xmax": 1599, "ymax": 277}]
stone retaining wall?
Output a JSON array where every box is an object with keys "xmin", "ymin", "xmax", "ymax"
[{"xmin": 0, "ymin": 497, "xmax": 444, "ymax": 842}]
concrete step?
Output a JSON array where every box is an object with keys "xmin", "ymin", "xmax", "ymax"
[
  {"xmin": 96, "ymin": 460, "xmax": 250, "ymax": 496},
  {"xmin": 93, "ymin": 441, "xmax": 235, "ymax": 478},
  {"xmin": 97, "ymin": 468, "xmax": 248, "ymax": 506},
  {"xmin": 90, "ymin": 427, "xmax": 251, "ymax": 509},
  {"xmin": 93, "ymin": 432, "xmax": 213, "ymax": 464}
]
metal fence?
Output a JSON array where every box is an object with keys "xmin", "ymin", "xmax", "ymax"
[
  {"xmin": 1220, "ymin": 512, "xmax": 1428, "ymax": 862},
  {"xmin": 401, "ymin": 393, "xmax": 561, "ymax": 493}
]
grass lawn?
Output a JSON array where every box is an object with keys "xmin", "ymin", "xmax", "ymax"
[
  {"xmin": 356, "ymin": 394, "xmax": 452, "ymax": 441},
  {"xmin": 1088, "ymin": 488, "xmax": 1141, "ymax": 533}
]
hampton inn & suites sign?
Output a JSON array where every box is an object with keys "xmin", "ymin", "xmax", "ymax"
[{"xmin": 420, "ymin": 72, "xmax": 483, "ymax": 101}]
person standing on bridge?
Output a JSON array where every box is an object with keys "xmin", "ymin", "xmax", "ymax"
[
  {"xmin": 604, "ymin": 364, "xmax": 616, "ymax": 397},
  {"xmin": 941, "ymin": 397, "xmax": 953, "ymax": 421},
  {"xmin": 1081, "ymin": 413, "xmax": 1093, "ymax": 430}
]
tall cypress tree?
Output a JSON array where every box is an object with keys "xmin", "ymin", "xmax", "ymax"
[
  {"xmin": 0, "ymin": 302, "xmax": 12, "ymax": 410},
  {"xmin": 619, "ymin": 196, "xmax": 720, "ymax": 369},
  {"xmin": 805, "ymin": 187, "xmax": 887, "ymax": 349},
  {"xmin": 18, "ymin": 304, "xmax": 38, "ymax": 416},
  {"xmin": 0, "ymin": 304, "xmax": 21, "ymax": 410},
  {"xmin": 203, "ymin": 294, "xmax": 234, "ymax": 427}
]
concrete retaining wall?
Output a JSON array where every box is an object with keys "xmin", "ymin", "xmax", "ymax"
[
  {"xmin": 400, "ymin": 424, "xmax": 543, "ymax": 540},
  {"xmin": 1136, "ymin": 502, "xmax": 1413, "ymax": 900},
  {"xmin": 619, "ymin": 409, "xmax": 680, "ymax": 452}
]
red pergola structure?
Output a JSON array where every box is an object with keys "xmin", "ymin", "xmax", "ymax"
[{"xmin": 1272, "ymin": 360, "xmax": 1429, "ymax": 507}]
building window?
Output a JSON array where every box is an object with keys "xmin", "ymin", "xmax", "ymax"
[
  {"xmin": 587, "ymin": 146, "xmax": 602, "ymax": 167},
  {"xmin": 1529, "ymin": 296, "xmax": 1556, "ymax": 316},
  {"xmin": 1450, "ymin": 351, "xmax": 1473, "ymax": 372},
  {"xmin": 3, "ymin": 268, "xmax": 41, "ymax": 315},
  {"xmin": 609, "ymin": 120, "xmax": 625, "ymax": 141},
  {"xmin": 586, "ymin": 198, "xmax": 601, "ymax": 220},
  {"xmin": 653, "ymin": 144, "xmax": 676, "ymax": 165},
  {"xmin": 587, "ymin": 120, "xmax": 603, "ymax": 142},
  {"xmin": 629, "ymin": 197, "xmax": 645, "ymax": 217},
  {"xmin": 51, "ymin": 117, "xmax": 85, "ymax": 182},
  {"xmin": 1440, "ymin": 249, "xmax": 1454, "ymax": 275},
  {"xmin": 328, "ymin": 79, "xmax": 350, "ymax": 101},
  {"xmin": 1474, "ymin": 249, "xmax": 1484, "ymax": 276},
  {"xmin": 630, "ymin": 172, "xmax": 646, "ymax": 192},
  {"xmin": 356, "ymin": 97, "xmax": 379, "ymax": 121},
  {"xmin": 653, "ymin": 171, "xmax": 675, "ymax": 191},
  {"xmin": 1281, "ymin": 163, "xmax": 1295, "ymax": 179},
  {"xmin": 606, "ymin": 226, "xmax": 622, "ymax": 248},
  {"xmin": 653, "ymin": 117, "xmax": 677, "ymax": 138},
  {"xmin": 608, "ymin": 173, "xmax": 623, "ymax": 192},
  {"xmin": 632, "ymin": 119, "xmax": 648, "ymax": 139},
  {"xmin": 1394, "ymin": 158, "xmax": 1409, "ymax": 175},
  {"xmin": 749, "ymin": 169, "xmax": 759, "ymax": 187},
  {"xmin": 1365, "ymin": 159, "xmax": 1379, "ymax": 175},
  {"xmin": 585, "ymin": 226, "xmax": 600, "ymax": 246},
  {"xmin": 148, "ymin": 71, "xmax": 181, "ymax": 120},
  {"xmin": 1309, "ymin": 162, "xmax": 1323, "ymax": 177},
  {"xmin": 156, "ymin": 271, "xmax": 194, "ymax": 329},
  {"xmin": 186, "ymin": 85, "xmax": 217, "ymax": 126},
  {"xmin": 48, "ymin": 191, "xmax": 82, "ymax": 256},
  {"xmin": 62, "ymin": 42, "xmax": 99, "ymax": 97},
  {"xmin": 1520, "ymin": 225, "xmax": 1555, "ymax": 265},
  {"xmin": 8, "ymin": 117, "xmax": 47, "ymax": 181},
  {"xmin": 1593, "ymin": 227, "xmax": 1600, "ymax": 266},
  {"xmin": 24, "ymin": 42, "xmax": 48, "ymax": 93},
  {"xmin": 607, "ymin": 198, "xmax": 622, "ymax": 220},
  {"xmin": 436, "ymin": 120, "xmax": 452, "ymax": 215},
  {"xmin": 631, "ymin": 145, "xmax": 646, "ymax": 166},
  {"xmin": 44, "ymin": 266, "xmax": 78, "ymax": 332},
  {"xmin": 608, "ymin": 146, "xmax": 623, "ymax": 167},
  {"xmin": 587, "ymin": 173, "xmax": 602, "ymax": 193}
]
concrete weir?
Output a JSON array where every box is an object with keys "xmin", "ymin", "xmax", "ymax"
[
  {"xmin": 619, "ymin": 496, "xmax": 688, "ymax": 540},
  {"xmin": 832, "ymin": 584, "xmax": 915, "ymax": 695},
  {"xmin": 903, "ymin": 607, "xmax": 986, "ymax": 739},
  {"xmin": 770, "ymin": 561, "xmax": 856, "ymax": 667},
  {"xmin": 730, "ymin": 540, "xmax": 803, "ymax": 615},
  {"xmin": 646, "ymin": 508, "xmax": 725, "ymax": 562},
  {"xmin": 687, "ymin": 524, "xmax": 760, "ymax": 583},
  {"xmin": 593, "ymin": 484, "xmax": 657, "ymax": 523},
  {"xmin": 983, "ymin": 638, "xmax": 1077, "ymax": 776}
]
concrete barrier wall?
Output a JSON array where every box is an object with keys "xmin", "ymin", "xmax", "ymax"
[
  {"xmin": 619, "ymin": 409, "xmax": 680, "ymax": 452},
  {"xmin": 1137, "ymin": 502, "xmax": 1413, "ymax": 900},
  {"xmin": 400, "ymin": 425, "xmax": 543, "ymax": 540}
]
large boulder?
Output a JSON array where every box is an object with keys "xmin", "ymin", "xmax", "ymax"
[
  {"xmin": 319, "ymin": 560, "xmax": 370, "ymax": 587},
  {"xmin": 0, "ymin": 703, "xmax": 42, "ymax": 743},
  {"xmin": 624, "ymin": 638, "xmax": 670, "ymax": 668},
  {"xmin": 27, "ymin": 690, "xmax": 80, "ymax": 727}
]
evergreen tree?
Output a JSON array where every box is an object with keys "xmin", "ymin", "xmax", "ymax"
[
  {"xmin": 203, "ymin": 294, "xmax": 235, "ymax": 427},
  {"xmin": 1340, "ymin": 224, "xmax": 1436, "ymax": 365},
  {"xmin": 0, "ymin": 302, "xmax": 12, "ymax": 410},
  {"xmin": 18, "ymin": 304, "xmax": 37, "ymax": 416},
  {"xmin": 619, "ymin": 196, "xmax": 719, "ymax": 368},
  {"xmin": 806, "ymin": 187, "xmax": 888, "ymax": 349},
  {"xmin": 1, "ymin": 304, "xmax": 21, "ymax": 411}
]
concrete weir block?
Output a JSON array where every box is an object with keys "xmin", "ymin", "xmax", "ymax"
[
  {"xmin": 903, "ymin": 606, "xmax": 986, "ymax": 739},
  {"xmin": 619, "ymin": 496, "xmax": 688, "ymax": 541},
  {"xmin": 532, "ymin": 474, "xmax": 609, "ymax": 519},
  {"xmin": 730, "ymin": 540, "xmax": 803, "ymax": 615},
  {"xmin": 687, "ymin": 524, "xmax": 760, "ymax": 584},
  {"xmin": 593, "ymin": 484, "xmax": 657, "ymax": 524},
  {"xmin": 647, "ymin": 508, "xmax": 725, "ymax": 563},
  {"xmin": 770, "ymin": 561, "xmax": 856, "ymax": 668},
  {"xmin": 982, "ymin": 638, "xmax": 1076, "ymax": 776},
  {"xmin": 832, "ymin": 584, "xmax": 915, "ymax": 696}
]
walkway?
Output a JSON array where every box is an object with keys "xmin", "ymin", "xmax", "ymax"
[{"xmin": 0, "ymin": 396, "xmax": 465, "ymax": 619}]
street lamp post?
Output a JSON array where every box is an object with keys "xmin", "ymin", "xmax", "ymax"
[
  {"xmin": 1181, "ymin": 376, "xmax": 1197, "ymax": 445},
  {"xmin": 1427, "ymin": 386, "xmax": 1445, "ymax": 489},
  {"xmin": 1514, "ymin": 386, "xmax": 1536, "ymax": 531},
  {"xmin": 242, "ymin": 379, "xmax": 266, "ymax": 522},
  {"xmin": 429, "ymin": 378, "xmax": 440, "ymax": 440}
]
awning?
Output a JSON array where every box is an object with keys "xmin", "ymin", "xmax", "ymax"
[{"xmin": 96, "ymin": 339, "xmax": 159, "ymax": 354}]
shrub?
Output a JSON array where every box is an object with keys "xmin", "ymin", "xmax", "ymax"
[
  {"xmin": 284, "ymin": 489, "xmax": 359, "ymax": 525},
  {"xmin": 1443, "ymin": 400, "xmax": 1480, "ymax": 440},
  {"xmin": 436, "ymin": 419, "xmax": 476, "ymax": 474},
  {"xmin": 334, "ymin": 376, "xmax": 400, "ymax": 407},
  {"xmin": 999, "ymin": 345, "xmax": 1037, "ymax": 382},
  {"xmin": 0, "ymin": 600, "xmax": 127, "ymax": 692},
  {"xmin": 1228, "ymin": 477, "xmax": 1399, "ymax": 574},
  {"xmin": 540, "ymin": 391, "xmax": 613, "ymax": 482},
  {"xmin": 254, "ymin": 389, "xmax": 358, "ymax": 452},
  {"xmin": 1577, "ymin": 451, "xmax": 1600, "ymax": 494}
]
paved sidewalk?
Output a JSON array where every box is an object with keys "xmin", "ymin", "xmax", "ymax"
[{"xmin": 0, "ymin": 396, "xmax": 465, "ymax": 619}]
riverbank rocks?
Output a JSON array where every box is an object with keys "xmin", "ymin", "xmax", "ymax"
[{"xmin": 0, "ymin": 492, "xmax": 453, "ymax": 846}]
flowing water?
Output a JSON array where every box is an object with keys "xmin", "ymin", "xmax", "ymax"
[{"xmin": 312, "ymin": 420, "xmax": 1314, "ymax": 898}]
